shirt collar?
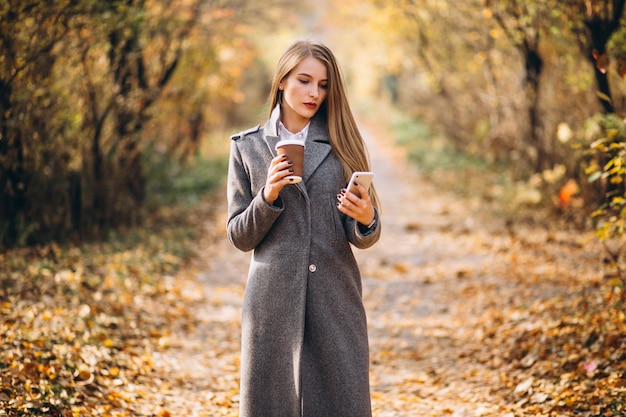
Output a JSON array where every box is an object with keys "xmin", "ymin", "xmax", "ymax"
[
  {"xmin": 267, "ymin": 103, "xmax": 327, "ymax": 144},
  {"xmin": 278, "ymin": 120, "xmax": 310, "ymax": 143}
]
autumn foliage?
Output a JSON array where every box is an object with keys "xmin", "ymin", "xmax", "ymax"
[
  {"xmin": 0, "ymin": 0, "xmax": 265, "ymax": 248},
  {"xmin": 2, "ymin": 0, "xmax": 626, "ymax": 415},
  {"xmin": 0, "ymin": 200, "xmax": 214, "ymax": 416}
]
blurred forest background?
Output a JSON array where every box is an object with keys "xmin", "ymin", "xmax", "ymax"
[
  {"xmin": 2, "ymin": 1, "xmax": 626, "ymax": 416},
  {"xmin": 2, "ymin": 0, "xmax": 626, "ymax": 248}
]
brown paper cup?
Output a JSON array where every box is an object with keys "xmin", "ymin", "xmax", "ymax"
[{"xmin": 275, "ymin": 140, "xmax": 304, "ymax": 183}]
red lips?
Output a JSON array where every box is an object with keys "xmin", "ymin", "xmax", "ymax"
[{"xmin": 304, "ymin": 102, "xmax": 317, "ymax": 109}]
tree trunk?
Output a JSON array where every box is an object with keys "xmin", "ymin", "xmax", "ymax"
[
  {"xmin": 0, "ymin": 81, "xmax": 26, "ymax": 247},
  {"xmin": 92, "ymin": 119, "xmax": 105, "ymax": 225},
  {"xmin": 583, "ymin": 0, "xmax": 626, "ymax": 113},
  {"xmin": 68, "ymin": 171, "xmax": 82, "ymax": 233},
  {"xmin": 523, "ymin": 46, "xmax": 547, "ymax": 171},
  {"xmin": 109, "ymin": 24, "xmax": 147, "ymax": 209},
  {"xmin": 590, "ymin": 49, "xmax": 616, "ymax": 113}
]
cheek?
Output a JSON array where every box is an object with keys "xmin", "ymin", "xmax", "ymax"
[
  {"xmin": 283, "ymin": 87, "xmax": 299, "ymax": 103},
  {"xmin": 284, "ymin": 79, "xmax": 301, "ymax": 94}
]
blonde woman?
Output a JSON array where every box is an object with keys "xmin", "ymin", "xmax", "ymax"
[{"xmin": 227, "ymin": 39, "xmax": 381, "ymax": 417}]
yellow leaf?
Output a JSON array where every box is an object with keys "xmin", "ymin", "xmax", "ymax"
[
  {"xmin": 597, "ymin": 90, "xmax": 612, "ymax": 103},
  {"xmin": 393, "ymin": 263, "xmax": 410, "ymax": 273},
  {"xmin": 591, "ymin": 209, "xmax": 606, "ymax": 217},
  {"xmin": 607, "ymin": 128, "xmax": 619, "ymax": 140}
]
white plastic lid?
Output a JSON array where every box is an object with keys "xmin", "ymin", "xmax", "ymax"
[{"xmin": 275, "ymin": 139, "xmax": 305, "ymax": 149}]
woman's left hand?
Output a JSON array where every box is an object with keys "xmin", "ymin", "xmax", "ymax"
[{"xmin": 336, "ymin": 182, "xmax": 375, "ymax": 226}]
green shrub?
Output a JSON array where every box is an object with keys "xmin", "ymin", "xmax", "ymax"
[{"xmin": 583, "ymin": 113, "xmax": 626, "ymax": 241}]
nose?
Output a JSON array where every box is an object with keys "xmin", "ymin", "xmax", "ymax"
[{"xmin": 309, "ymin": 85, "xmax": 319, "ymax": 98}]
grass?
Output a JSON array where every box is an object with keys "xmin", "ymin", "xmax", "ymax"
[
  {"xmin": 361, "ymin": 103, "xmax": 511, "ymax": 201},
  {"xmin": 392, "ymin": 116, "xmax": 491, "ymax": 173},
  {"xmin": 145, "ymin": 152, "xmax": 228, "ymax": 209}
]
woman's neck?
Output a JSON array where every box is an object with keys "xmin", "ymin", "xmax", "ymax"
[{"xmin": 280, "ymin": 108, "xmax": 310, "ymax": 134}]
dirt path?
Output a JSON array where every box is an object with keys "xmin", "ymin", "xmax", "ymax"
[
  {"xmin": 358, "ymin": 124, "xmax": 511, "ymax": 416},
  {"xmin": 138, "ymin": 120, "xmax": 601, "ymax": 416},
  {"xmin": 354, "ymin": 122, "xmax": 602, "ymax": 417}
]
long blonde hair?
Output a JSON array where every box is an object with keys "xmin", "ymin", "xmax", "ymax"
[{"xmin": 267, "ymin": 39, "xmax": 381, "ymax": 211}]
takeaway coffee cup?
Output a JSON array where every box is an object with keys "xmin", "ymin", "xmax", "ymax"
[{"xmin": 275, "ymin": 140, "xmax": 304, "ymax": 183}]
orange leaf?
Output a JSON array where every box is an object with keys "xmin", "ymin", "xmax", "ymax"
[
  {"xmin": 595, "ymin": 53, "xmax": 610, "ymax": 74},
  {"xmin": 559, "ymin": 179, "xmax": 579, "ymax": 208}
]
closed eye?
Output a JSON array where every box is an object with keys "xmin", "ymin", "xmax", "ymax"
[{"xmin": 299, "ymin": 79, "xmax": 328, "ymax": 90}]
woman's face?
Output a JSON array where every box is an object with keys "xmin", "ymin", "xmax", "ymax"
[{"xmin": 279, "ymin": 56, "xmax": 328, "ymax": 131}]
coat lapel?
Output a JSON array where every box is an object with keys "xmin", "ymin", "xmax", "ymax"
[
  {"xmin": 264, "ymin": 105, "xmax": 281, "ymax": 156},
  {"xmin": 302, "ymin": 117, "xmax": 331, "ymax": 182}
]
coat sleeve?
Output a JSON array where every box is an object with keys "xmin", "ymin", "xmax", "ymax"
[
  {"xmin": 226, "ymin": 139, "xmax": 283, "ymax": 252},
  {"xmin": 345, "ymin": 207, "xmax": 381, "ymax": 249}
]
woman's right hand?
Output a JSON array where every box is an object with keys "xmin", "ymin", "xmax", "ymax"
[{"xmin": 263, "ymin": 154, "xmax": 296, "ymax": 204}]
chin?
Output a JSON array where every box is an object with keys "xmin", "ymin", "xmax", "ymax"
[{"xmin": 299, "ymin": 108, "xmax": 318, "ymax": 118}]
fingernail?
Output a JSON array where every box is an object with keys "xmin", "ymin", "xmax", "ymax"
[
  {"xmin": 353, "ymin": 181, "xmax": 358, "ymax": 186},
  {"xmin": 289, "ymin": 168, "xmax": 294, "ymax": 173},
  {"xmin": 341, "ymin": 188, "xmax": 347, "ymax": 193}
]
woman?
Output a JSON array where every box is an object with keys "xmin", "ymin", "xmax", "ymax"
[{"xmin": 226, "ymin": 39, "xmax": 381, "ymax": 417}]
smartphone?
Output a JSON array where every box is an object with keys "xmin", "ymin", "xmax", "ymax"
[{"xmin": 346, "ymin": 171, "xmax": 374, "ymax": 198}]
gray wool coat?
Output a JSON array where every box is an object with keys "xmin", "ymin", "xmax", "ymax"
[{"xmin": 226, "ymin": 106, "xmax": 381, "ymax": 417}]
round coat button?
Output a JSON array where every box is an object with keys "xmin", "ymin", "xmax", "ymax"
[{"xmin": 308, "ymin": 264, "xmax": 317, "ymax": 272}]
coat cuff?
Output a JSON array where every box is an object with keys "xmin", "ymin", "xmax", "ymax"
[
  {"xmin": 357, "ymin": 210, "xmax": 378, "ymax": 236},
  {"xmin": 350, "ymin": 208, "xmax": 380, "ymax": 249}
]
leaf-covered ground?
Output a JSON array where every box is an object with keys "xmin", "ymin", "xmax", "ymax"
[
  {"xmin": 0, "ymin": 206, "xmax": 217, "ymax": 417},
  {"xmin": 2, "ymin": 124, "xmax": 625, "ymax": 416}
]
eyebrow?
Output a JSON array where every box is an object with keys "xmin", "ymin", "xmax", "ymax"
[{"xmin": 297, "ymin": 72, "xmax": 328, "ymax": 82}]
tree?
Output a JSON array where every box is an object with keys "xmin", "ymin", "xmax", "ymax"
[
  {"xmin": 78, "ymin": 0, "xmax": 203, "ymax": 227},
  {"xmin": 0, "ymin": 1, "xmax": 81, "ymax": 245},
  {"xmin": 0, "ymin": 0, "xmax": 295, "ymax": 248},
  {"xmin": 560, "ymin": 0, "xmax": 626, "ymax": 114},
  {"xmin": 484, "ymin": 0, "xmax": 553, "ymax": 171}
]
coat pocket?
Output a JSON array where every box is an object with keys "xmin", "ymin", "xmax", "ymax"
[{"xmin": 328, "ymin": 193, "xmax": 345, "ymax": 239}]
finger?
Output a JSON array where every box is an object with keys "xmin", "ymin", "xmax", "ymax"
[
  {"xmin": 269, "ymin": 170, "xmax": 294, "ymax": 186},
  {"xmin": 269, "ymin": 154, "xmax": 288, "ymax": 171},
  {"xmin": 268, "ymin": 161, "xmax": 294, "ymax": 181},
  {"xmin": 343, "ymin": 188, "xmax": 364, "ymax": 206},
  {"xmin": 337, "ymin": 193, "xmax": 361, "ymax": 215},
  {"xmin": 336, "ymin": 201, "xmax": 361, "ymax": 220},
  {"xmin": 266, "ymin": 172, "xmax": 296, "ymax": 197},
  {"xmin": 353, "ymin": 183, "xmax": 371, "ymax": 203},
  {"xmin": 270, "ymin": 155, "xmax": 288, "ymax": 169}
]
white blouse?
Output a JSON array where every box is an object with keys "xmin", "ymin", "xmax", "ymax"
[{"xmin": 278, "ymin": 119, "xmax": 310, "ymax": 144}]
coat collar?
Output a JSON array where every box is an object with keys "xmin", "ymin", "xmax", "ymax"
[{"xmin": 264, "ymin": 105, "xmax": 331, "ymax": 186}]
